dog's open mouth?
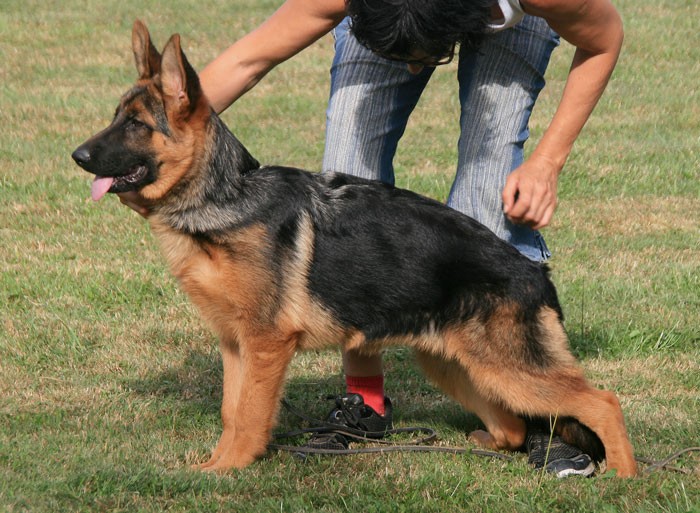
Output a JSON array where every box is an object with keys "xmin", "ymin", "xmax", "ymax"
[{"xmin": 91, "ymin": 165, "xmax": 149, "ymax": 201}]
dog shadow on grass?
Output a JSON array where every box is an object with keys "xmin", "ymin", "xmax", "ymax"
[
  {"xmin": 124, "ymin": 321, "xmax": 628, "ymax": 439},
  {"xmin": 126, "ymin": 344, "xmax": 483, "ymax": 436}
]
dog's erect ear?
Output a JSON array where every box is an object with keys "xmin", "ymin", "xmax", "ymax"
[
  {"xmin": 160, "ymin": 33, "xmax": 202, "ymax": 114},
  {"xmin": 132, "ymin": 20, "xmax": 161, "ymax": 79}
]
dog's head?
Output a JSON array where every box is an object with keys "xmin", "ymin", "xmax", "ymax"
[{"xmin": 72, "ymin": 20, "xmax": 210, "ymax": 202}]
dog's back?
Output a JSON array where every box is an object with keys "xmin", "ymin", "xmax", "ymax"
[
  {"xmin": 230, "ymin": 166, "xmax": 562, "ymax": 347},
  {"xmin": 305, "ymin": 171, "xmax": 562, "ymax": 341}
]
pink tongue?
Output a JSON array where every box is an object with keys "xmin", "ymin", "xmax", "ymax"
[{"xmin": 91, "ymin": 176, "xmax": 115, "ymax": 201}]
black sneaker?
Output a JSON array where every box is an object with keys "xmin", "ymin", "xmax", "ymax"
[
  {"xmin": 306, "ymin": 393, "xmax": 393, "ymax": 450},
  {"xmin": 526, "ymin": 429, "xmax": 596, "ymax": 478}
]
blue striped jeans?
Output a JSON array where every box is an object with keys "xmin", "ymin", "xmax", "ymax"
[{"xmin": 322, "ymin": 16, "xmax": 560, "ymax": 262}]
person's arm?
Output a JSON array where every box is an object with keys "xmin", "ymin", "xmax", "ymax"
[
  {"xmin": 501, "ymin": 0, "xmax": 623, "ymax": 229},
  {"xmin": 119, "ymin": 0, "xmax": 347, "ymax": 216},
  {"xmin": 200, "ymin": 0, "xmax": 347, "ymax": 113}
]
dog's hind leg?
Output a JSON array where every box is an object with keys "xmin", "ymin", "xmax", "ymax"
[
  {"xmin": 200, "ymin": 332, "xmax": 297, "ymax": 472},
  {"xmin": 552, "ymin": 387, "xmax": 637, "ymax": 477},
  {"xmin": 448, "ymin": 330, "xmax": 637, "ymax": 477},
  {"xmin": 490, "ymin": 373, "xmax": 637, "ymax": 477},
  {"xmin": 448, "ymin": 308, "xmax": 637, "ymax": 477},
  {"xmin": 414, "ymin": 350, "xmax": 527, "ymax": 452}
]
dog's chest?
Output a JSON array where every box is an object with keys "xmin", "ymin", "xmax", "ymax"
[{"xmin": 149, "ymin": 218, "xmax": 277, "ymax": 331}]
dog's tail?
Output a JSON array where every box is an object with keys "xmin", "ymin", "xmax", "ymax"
[{"xmin": 529, "ymin": 417, "xmax": 606, "ymax": 462}]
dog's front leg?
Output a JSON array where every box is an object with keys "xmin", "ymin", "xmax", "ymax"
[
  {"xmin": 193, "ymin": 337, "xmax": 242, "ymax": 471},
  {"xmin": 198, "ymin": 333, "xmax": 297, "ymax": 472}
]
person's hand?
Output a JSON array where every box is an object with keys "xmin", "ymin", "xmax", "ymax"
[
  {"xmin": 501, "ymin": 156, "xmax": 560, "ymax": 230},
  {"xmin": 117, "ymin": 191, "xmax": 152, "ymax": 218}
]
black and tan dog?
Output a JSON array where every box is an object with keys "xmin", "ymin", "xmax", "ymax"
[{"xmin": 72, "ymin": 21, "xmax": 636, "ymax": 476}]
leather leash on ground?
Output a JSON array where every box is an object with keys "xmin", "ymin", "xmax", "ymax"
[
  {"xmin": 635, "ymin": 448, "xmax": 699, "ymax": 475},
  {"xmin": 269, "ymin": 399, "xmax": 699, "ymax": 475},
  {"xmin": 268, "ymin": 398, "xmax": 511, "ymax": 460}
]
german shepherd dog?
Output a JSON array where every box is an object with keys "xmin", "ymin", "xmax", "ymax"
[{"xmin": 72, "ymin": 21, "xmax": 636, "ymax": 476}]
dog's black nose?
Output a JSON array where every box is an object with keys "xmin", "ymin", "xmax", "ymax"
[{"xmin": 71, "ymin": 146, "xmax": 91, "ymax": 167}]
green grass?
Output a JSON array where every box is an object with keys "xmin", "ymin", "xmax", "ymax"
[{"xmin": 1, "ymin": 0, "xmax": 699, "ymax": 511}]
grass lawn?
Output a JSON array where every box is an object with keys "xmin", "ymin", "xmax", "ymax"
[{"xmin": 1, "ymin": 1, "xmax": 698, "ymax": 511}]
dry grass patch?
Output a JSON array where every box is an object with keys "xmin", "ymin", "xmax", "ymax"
[{"xmin": 558, "ymin": 196, "xmax": 699, "ymax": 240}]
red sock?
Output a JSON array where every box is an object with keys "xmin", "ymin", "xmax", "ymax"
[{"xmin": 345, "ymin": 374, "xmax": 386, "ymax": 416}]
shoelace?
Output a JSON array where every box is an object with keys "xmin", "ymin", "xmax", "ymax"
[{"xmin": 327, "ymin": 395, "xmax": 372, "ymax": 430}]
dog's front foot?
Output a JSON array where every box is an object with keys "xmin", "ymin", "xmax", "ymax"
[
  {"xmin": 191, "ymin": 452, "xmax": 257, "ymax": 473},
  {"xmin": 191, "ymin": 459, "xmax": 231, "ymax": 474},
  {"xmin": 190, "ymin": 434, "xmax": 260, "ymax": 472},
  {"xmin": 191, "ymin": 454, "xmax": 240, "ymax": 474},
  {"xmin": 190, "ymin": 455, "xmax": 220, "ymax": 472}
]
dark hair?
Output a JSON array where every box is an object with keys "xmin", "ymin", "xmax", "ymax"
[{"xmin": 347, "ymin": 0, "xmax": 492, "ymax": 60}]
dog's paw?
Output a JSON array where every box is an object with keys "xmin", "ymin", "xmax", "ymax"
[{"xmin": 468, "ymin": 429, "xmax": 499, "ymax": 450}]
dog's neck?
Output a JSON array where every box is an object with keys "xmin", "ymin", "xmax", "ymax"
[{"xmin": 153, "ymin": 112, "xmax": 261, "ymax": 234}]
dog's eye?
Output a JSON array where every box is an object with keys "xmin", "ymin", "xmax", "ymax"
[{"xmin": 126, "ymin": 118, "xmax": 148, "ymax": 131}]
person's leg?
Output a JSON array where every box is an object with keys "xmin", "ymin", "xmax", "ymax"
[
  {"xmin": 341, "ymin": 351, "xmax": 385, "ymax": 414},
  {"xmin": 450, "ymin": 15, "xmax": 560, "ymax": 262},
  {"xmin": 448, "ymin": 19, "xmax": 597, "ymax": 476},
  {"xmin": 322, "ymin": 17, "xmax": 433, "ymax": 415},
  {"xmin": 323, "ymin": 17, "xmax": 434, "ymax": 184}
]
